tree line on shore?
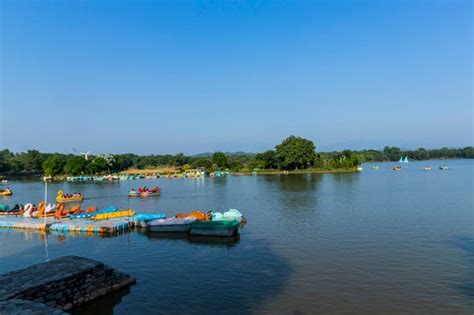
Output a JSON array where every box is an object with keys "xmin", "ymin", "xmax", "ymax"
[{"xmin": 0, "ymin": 136, "xmax": 472, "ymax": 176}]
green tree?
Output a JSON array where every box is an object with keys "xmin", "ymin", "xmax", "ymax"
[
  {"xmin": 462, "ymin": 146, "xmax": 474, "ymax": 158},
  {"xmin": 65, "ymin": 156, "xmax": 88, "ymax": 175},
  {"xmin": 413, "ymin": 148, "xmax": 430, "ymax": 160},
  {"xmin": 212, "ymin": 152, "xmax": 228, "ymax": 169},
  {"xmin": 255, "ymin": 150, "xmax": 277, "ymax": 169},
  {"xmin": 383, "ymin": 146, "xmax": 401, "ymax": 161},
  {"xmin": 172, "ymin": 153, "xmax": 188, "ymax": 166},
  {"xmin": 190, "ymin": 158, "xmax": 213, "ymax": 169},
  {"xmin": 229, "ymin": 160, "xmax": 243, "ymax": 172},
  {"xmin": 113, "ymin": 154, "xmax": 134, "ymax": 171},
  {"xmin": 0, "ymin": 149, "xmax": 13, "ymax": 173},
  {"xmin": 86, "ymin": 157, "xmax": 109, "ymax": 174},
  {"xmin": 10, "ymin": 150, "xmax": 45, "ymax": 172},
  {"xmin": 42, "ymin": 155, "xmax": 66, "ymax": 176},
  {"xmin": 274, "ymin": 136, "xmax": 316, "ymax": 170}
]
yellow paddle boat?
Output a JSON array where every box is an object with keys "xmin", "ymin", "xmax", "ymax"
[
  {"xmin": 93, "ymin": 209, "xmax": 135, "ymax": 220},
  {"xmin": 56, "ymin": 190, "xmax": 83, "ymax": 203},
  {"xmin": 0, "ymin": 188, "xmax": 12, "ymax": 196}
]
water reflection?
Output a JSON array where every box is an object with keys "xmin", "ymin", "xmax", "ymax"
[
  {"xmin": 268, "ymin": 174, "xmax": 322, "ymax": 213},
  {"xmin": 452, "ymin": 236, "xmax": 474, "ymax": 298},
  {"xmin": 146, "ymin": 231, "xmax": 241, "ymax": 247},
  {"xmin": 265, "ymin": 174, "xmax": 322, "ymax": 193},
  {"xmin": 72, "ymin": 286, "xmax": 131, "ymax": 315}
]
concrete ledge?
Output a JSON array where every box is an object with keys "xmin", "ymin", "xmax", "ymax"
[{"xmin": 0, "ymin": 256, "xmax": 136, "ymax": 312}]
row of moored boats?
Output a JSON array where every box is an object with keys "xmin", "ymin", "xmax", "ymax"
[{"xmin": 0, "ymin": 194, "xmax": 244, "ymax": 236}]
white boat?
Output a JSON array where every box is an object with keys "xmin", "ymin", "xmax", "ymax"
[
  {"xmin": 372, "ymin": 165, "xmax": 379, "ymax": 170},
  {"xmin": 147, "ymin": 218, "xmax": 196, "ymax": 232},
  {"xmin": 439, "ymin": 166, "xmax": 449, "ymax": 170},
  {"xmin": 424, "ymin": 166, "xmax": 432, "ymax": 171},
  {"xmin": 22, "ymin": 203, "xmax": 36, "ymax": 218},
  {"xmin": 211, "ymin": 209, "xmax": 244, "ymax": 222}
]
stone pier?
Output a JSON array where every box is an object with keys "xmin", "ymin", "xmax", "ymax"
[{"xmin": 0, "ymin": 256, "xmax": 136, "ymax": 314}]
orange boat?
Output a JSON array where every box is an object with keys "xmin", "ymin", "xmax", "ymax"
[
  {"xmin": 53, "ymin": 204, "xmax": 98, "ymax": 219},
  {"xmin": 174, "ymin": 210, "xmax": 211, "ymax": 221},
  {"xmin": 36, "ymin": 201, "xmax": 55, "ymax": 218},
  {"xmin": 69, "ymin": 205, "xmax": 98, "ymax": 215}
]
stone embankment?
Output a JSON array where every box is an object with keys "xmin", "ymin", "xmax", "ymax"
[{"xmin": 0, "ymin": 256, "xmax": 135, "ymax": 314}]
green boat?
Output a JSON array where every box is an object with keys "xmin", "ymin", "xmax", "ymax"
[{"xmin": 189, "ymin": 220, "xmax": 240, "ymax": 237}]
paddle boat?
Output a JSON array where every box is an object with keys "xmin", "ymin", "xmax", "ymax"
[
  {"xmin": 54, "ymin": 205, "xmax": 98, "ymax": 217},
  {"xmin": 133, "ymin": 213, "xmax": 166, "ymax": 227},
  {"xmin": 69, "ymin": 206, "xmax": 118, "ymax": 219},
  {"xmin": 439, "ymin": 166, "xmax": 449, "ymax": 170},
  {"xmin": 128, "ymin": 187, "xmax": 161, "ymax": 197},
  {"xmin": 23, "ymin": 203, "xmax": 38, "ymax": 218},
  {"xmin": 56, "ymin": 190, "xmax": 83, "ymax": 203},
  {"xmin": 53, "ymin": 203, "xmax": 82, "ymax": 219},
  {"xmin": 128, "ymin": 190, "xmax": 141, "ymax": 197},
  {"xmin": 0, "ymin": 188, "xmax": 12, "ymax": 196},
  {"xmin": 211, "ymin": 209, "xmax": 244, "ymax": 223},
  {"xmin": 147, "ymin": 217, "xmax": 196, "ymax": 233},
  {"xmin": 189, "ymin": 220, "xmax": 241, "ymax": 237},
  {"xmin": 393, "ymin": 165, "xmax": 402, "ymax": 171},
  {"xmin": 424, "ymin": 166, "xmax": 432, "ymax": 171},
  {"xmin": 0, "ymin": 204, "xmax": 24, "ymax": 215},
  {"xmin": 93, "ymin": 209, "xmax": 135, "ymax": 220},
  {"xmin": 175, "ymin": 210, "xmax": 211, "ymax": 221},
  {"xmin": 34, "ymin": 201, "xmax": 57, "ymax": 218}
]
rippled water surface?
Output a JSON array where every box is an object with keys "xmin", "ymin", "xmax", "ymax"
[{"xmin": 1, "ymin": 160, "xmax": 473, "ymax": 314}]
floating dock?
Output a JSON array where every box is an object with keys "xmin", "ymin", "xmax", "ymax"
[{"xmin": 0, "ymin": 216, "xmax": 132, "ymax": 235}]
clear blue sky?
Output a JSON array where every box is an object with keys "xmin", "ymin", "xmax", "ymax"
[{"xmin": 1, "ymin": 0, "xmax": 472, "ymax": 154}]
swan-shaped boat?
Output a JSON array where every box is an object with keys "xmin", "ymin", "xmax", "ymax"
[
  {"xmin": 0, "ymin": 188, "xmax": 12, "ymax": 196},
  {"xmin": 56, "ymin": 190, "xmax": 83, "ymax": 203}
]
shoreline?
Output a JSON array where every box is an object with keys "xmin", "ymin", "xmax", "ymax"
[
  {"xmin": 1, "ymin": 158, "xmax": 471, "ymax": 180},
  {"xmin": 0, "ymin": 167, "xmax": 360, "ymax": 181}
]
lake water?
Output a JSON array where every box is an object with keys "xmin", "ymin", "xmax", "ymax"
[{"xmin": 1, "ymin": 160, "xmax": 473, "ymax": 314}]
